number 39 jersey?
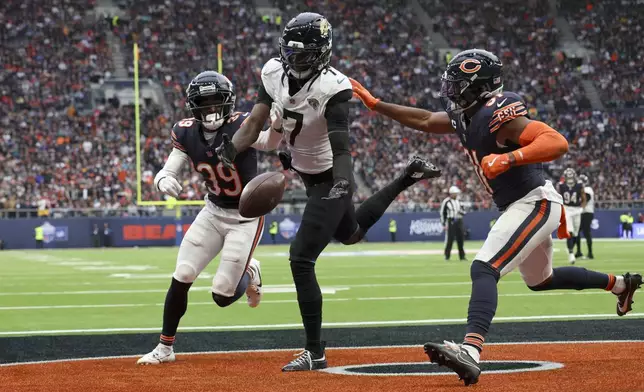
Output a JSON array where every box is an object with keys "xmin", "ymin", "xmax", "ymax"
[
  {"xmin": 260, "ymin": 58, "xmax": 353, "ymax": 174},
  {"xmin": 171, "ymin": 113, "xmax": 257, "ymax": 209}
]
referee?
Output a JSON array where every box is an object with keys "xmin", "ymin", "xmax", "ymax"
[
  {"xmin": 440, "ymin": 186, "xmax": 466, "ymax": 261},
  {"xmin": 576, "ymin": 174, "xmax": 594, "ymax": 259}
]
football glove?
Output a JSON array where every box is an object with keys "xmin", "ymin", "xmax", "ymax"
[
  {"xmin": 157, "ymin": 176, "xmax": 182, "ymax": 198},
  {"xmin": 215, "ymin": 134, "xmax": 237, "ymax": 170},
  {"xmin": 322, "ymin": 179, "xmax": 351, "ymax": 200},
  {"xmin": 481, "ymin": 152, "xmax": 515, "ymax": 179},
  {"xmin": 350, "ymin": 78, "xmax": 380, "ymax": 110},
  {"xmin": 270, "ymin": 102, "xmax": 283, "ymax": 132}
]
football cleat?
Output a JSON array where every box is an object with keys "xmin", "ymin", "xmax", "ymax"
[
  {"xmin": 424, "ymin": 341, "xmax": 481, "ymax": 386},
  {"xmin": 616, "ymin": 273, "xmax": 642, "ymax": 316},
  {"xmin": 568, "ymin": 253, "xmax": 576, "ymax": 264},
  {"xmin": 137, "ymin": 343, "xmax": 176, "ymax": 365},
  {"xmin": 245, "ymin": 258, "xmax": 263, "ymax": 308},
  {"xmin": 405, "ymin": 156, "xmax": 441, "ymax": 180},
  {"xmin": 282, "ymin": 349, "xmax": 327, "ymax": 372}
]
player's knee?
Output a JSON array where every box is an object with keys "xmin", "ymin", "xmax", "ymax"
[
  {"xmin": 528, "ymin": 276, "xmax": 553, "ymax": 291},
  {"xmin": 211, "ymin": 293, "xmax": 235, "ymax": 308},
  {"xmin": 340, "ymin": 227, "xmax": 365, "ymax": 245},
  {"xmin": 212, "ymin": 274, "xmax": 236, "ymax": 299},
  {"xmin": 173, "ymin": 263, "xmax": 198, "ymax": 283},
  {"xmin": 470, "ymin": 260, "xmax": 500, "ymax": 282}
]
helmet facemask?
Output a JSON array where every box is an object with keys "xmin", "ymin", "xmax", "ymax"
[
  {"xmin": 187, "ymin": 89, "xmax": 235, "ymax": 131},
  {"xmin": 279, "ymin": 40, "xmax": 331, "ymax": 80},
  {"xmin": 439, "ymin": 73, "xmax": 502, "ymax": 115}
]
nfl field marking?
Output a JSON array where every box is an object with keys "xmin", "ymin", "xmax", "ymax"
[
  {"xmin": 0, "ymin": 290, "xmax": 623, "ymax": 311},
  {"xmin": 0, "ymin": 313, "xmax": 642, "ymax": 336},
  {"xmin": 0, "ymin": 340, "xmax": 641, "ymax": 367}
]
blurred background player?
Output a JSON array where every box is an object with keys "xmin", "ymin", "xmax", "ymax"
[
  {"xmin": 216, "ymin": 12, "xmax": 441, "ymax": 371},
  {"xmin": 576, "ymin": 174, "xmax": 594, "ymax": 259},
  {"xmin": 440, "ymin": 186, "xmax": 467, "ymax": 261},
  {"xmin": 558, "ymin": 168, "xmax": 586, "ymax": 264},
  {"xmin": 351, "ymin": 49, "xmax": 642, "ymax": 385},
  {"xmin": 138, "ymin": 70, "xmax": 280, "ymax": 365},
  {"xmin": 621, "ymin": 212, "xmax": 634, "ymax": 239}
]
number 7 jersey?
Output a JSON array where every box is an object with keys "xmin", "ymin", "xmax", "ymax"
[
  {"xmin": 171, "ymin": 113, "xmax": 257, "ymax": 209},
  {"xmin": 260, "ymin": 58, "xmax": 353, "ymax": 174}
]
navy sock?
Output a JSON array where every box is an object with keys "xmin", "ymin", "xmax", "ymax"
[
  {"xmin": 160, "ymin": 278, "xmax": 193, "ymax": 345},
  {"xmin": 529, "ymin": 267, "xmax": 613, "ymax": 291},
  {"xmin": 464, "ymin": 261, "xmax": 499, "ymax": 351}
]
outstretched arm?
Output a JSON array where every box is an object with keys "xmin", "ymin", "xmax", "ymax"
[
  {"xmin": 482, "ymin": 116, "xmax": 569, "ymax": 179},
  {"xmin": 350, "ymin": 78, "xmax": 454, "ymax": 134}
]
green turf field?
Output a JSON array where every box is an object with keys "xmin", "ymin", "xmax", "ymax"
[{"xmin": 1, "ymin": 240, "xmax": 642, "ymax": 336}]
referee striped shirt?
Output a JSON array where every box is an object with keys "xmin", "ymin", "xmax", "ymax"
[{"xmin": 440, "ymin": 197, "xmax": 464, "ymax": 225}]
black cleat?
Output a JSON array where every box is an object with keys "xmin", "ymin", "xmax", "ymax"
[
  {"xmin": 424, "ymin": 341, "xmax": 481, "ymax": 386},
  {"xmin": 587, "ymin": 253, "xmax": 594, "ymax": 260},
  {"xmin": 616, "ymin": 273, "xmax": 642, "ymax": 316},
  {"xmin": 405, "ymin": 156, "xmax": 441, "ymax": 180},
  {"xmin": 575, "ymin": 252, "xmax": 583, "ymax": 258},
  {"xmin": 282, "ymin": 349, "xmax": 327, "ymax": 372}
]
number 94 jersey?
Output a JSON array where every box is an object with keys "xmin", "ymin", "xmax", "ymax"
[
  {"xmin": 171, "ymin": 113, "xmax": 257, "ymax": 209},
  {"xmin": 260, "ymin": 58, "xmax": 353, "ymax": 174}
]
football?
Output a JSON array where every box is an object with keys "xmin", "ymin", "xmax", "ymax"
[{"xmin": 239, "ymin": 171, "xmax": 286, "ymax": 218}]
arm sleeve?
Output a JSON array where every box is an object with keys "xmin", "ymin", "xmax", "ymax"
[
  {"xmin": 251, "ymin": 127, "xmax": 283, "ymax": 151},
  {"xmin": 325, "ymin": 89, "xmax": 354, "ymax": 183},
  {"xmin": 256, "ymin": 81, "xmax": 274, "ymax": 106},
  {"xmin": 153, "ymin": 148, "xmax": 189, "ymax": 190}
]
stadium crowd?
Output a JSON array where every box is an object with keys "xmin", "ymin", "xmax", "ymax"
[{"xmin": 0, "ymin": 0, "xmax": 642, "ymax": 215}]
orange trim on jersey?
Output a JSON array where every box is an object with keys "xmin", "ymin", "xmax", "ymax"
[
  {"xmin": 489, "ymin": 101, "xmax": 528, "ymax": 133},
  {"xmin": 491, "ymin": 200, "xmax": 548, "ymax": 269},
  {"xmin": 239, "ymin": 216, "xmax": 265, "ymax": 285},
  {"xmin": 171, "ymin": 130, "xmax": 187, "ymax": 152}
]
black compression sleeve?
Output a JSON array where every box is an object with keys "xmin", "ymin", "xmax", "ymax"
[
  {"xmin": 256, "ymin": 82, "xmax": 274, "ymax": 106},
  {"xmin": 325, "ymin": 89, "xmax": 354, "ymax": 183}
]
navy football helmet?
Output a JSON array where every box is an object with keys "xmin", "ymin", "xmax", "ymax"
[
  {"xmin": 440, "ymin": 49, "xmax": 503, "ymax": 116},
  {"xmin": 185, "ymin": 71, "xmax": 235, "ymax": 130},
  {"xmin": 279, "ymin": 12, "xmax": 332, "ymax": 79}
]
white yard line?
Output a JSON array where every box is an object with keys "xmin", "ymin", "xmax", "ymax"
[
  {"xmin": 0, "ymin": 313, "xmax": 642, "ymax": 336},
  {"xmin": 0, "ymin": 290, "xmax": 623, "ymax": 311}
]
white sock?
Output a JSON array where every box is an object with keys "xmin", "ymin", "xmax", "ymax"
[
  {"xmin": 462, "ymin": 344, "xmax": 481, "ymax": 363},
  {"xmin": 611, "ymin": 275, "xmax": 626, "ymax": 295}
]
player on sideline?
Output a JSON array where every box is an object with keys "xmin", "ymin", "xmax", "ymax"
[
  {"xmin": 576, "ymin": 174, "xmax": 595, "ymax": 259},
  {"xmin": 558, "ymin": 168, "xmax": 586, "ymax": 264},
  {"xmin": 137, "ymin": 71, "xmax": 283, "ymax": 365},
  {"xmin": 351, "ymin": 49, "xmax": 642, "ymax": 385},
  {"xmin": 216, "ymin": 12, "xmax": 441, "ymax": 371}
]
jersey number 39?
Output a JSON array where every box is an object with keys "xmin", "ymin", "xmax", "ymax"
[{"xmin": 196, "ymin": 162, "xmax": 242, "ymax": 197}]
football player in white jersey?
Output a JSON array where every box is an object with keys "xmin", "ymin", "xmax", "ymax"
[
  {"xmin": 216, "ymin": 12, "xmax": 441, "ymax": 371},
  {"xmin": 576, "ymin": 174, "xmax": 595, "ymax": 259}
]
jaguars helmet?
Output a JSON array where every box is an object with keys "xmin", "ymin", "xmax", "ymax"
[
  {"xmin": 440, "ymin": 49, "xmax": 503, "ymax": 116},
  {"xmin": 279, "ymin": 12, "xmax": 332, "ymax": 79},
  {"xmin": 563, "ymin": 168, "xmax": 577, "ymax": 186},
  {"xmin": 579, "ymin": 174, "xmax": 589, "ymax": 187},
  {"xmin": 185, "ymin": 71, "xmax": 235, "ymax": 130}
]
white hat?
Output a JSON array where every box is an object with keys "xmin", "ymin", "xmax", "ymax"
[{"xmin": 449, "ymin": 186, "xmax": 461, "ymax": 194}]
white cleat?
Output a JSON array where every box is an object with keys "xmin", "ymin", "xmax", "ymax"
[
  {"xmin": 246, "ymin": 258, "xmax": 263, "ymax": 308},
  {"xmin": 137, "ymin": 343, "xmax": 176, "ymax": 365},
  {"xmin": 568, "ymin": 253, "xmax": 576, "ymax": 264}
]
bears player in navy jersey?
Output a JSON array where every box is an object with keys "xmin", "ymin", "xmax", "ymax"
[
  {"xmin": 558, "ymin": 168, "xmax": 586, "ymax": 264},
  {"xmin": 215, "ymin": 12, "xmax": 441, "ymax": 372},
  {"xmin": 137, "ymin": 71, "xmax": 281, "ymax": 365},
  {"xmin": 351, "ymin": 49, "xmax": 642, "ymax": 385}
]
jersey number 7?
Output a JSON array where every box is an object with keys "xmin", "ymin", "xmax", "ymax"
[{"xmin": 283, "ymin": 109, "xmax": 303, "ymax": 146}]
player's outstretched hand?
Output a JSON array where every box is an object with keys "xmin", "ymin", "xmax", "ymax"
[
  {"xmin": 349, "ymin": 78, "xmax": 380, "ymax": 110},
  {"xmin": 322, "ymin": 179, "xmax": 350, "ymax": 200},
  {"xmin": 215, "ymin": 134, "xmax": 237, "ymax": 170},
  {"xmin": 158, "ymin": 176, "xmax": 182, "ymax": 198},
  {"xmin": 481, "ymin": 153, "xmax": 513, "ymax": 179}
]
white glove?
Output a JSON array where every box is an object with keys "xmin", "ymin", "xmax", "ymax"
[
  {"xmin": 270, "ymin": 102, "xmax": 283, "ymax": 131},
  {"xmin": 157, "ymin": 176, "xmax": 182, "ymax": 198}
]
